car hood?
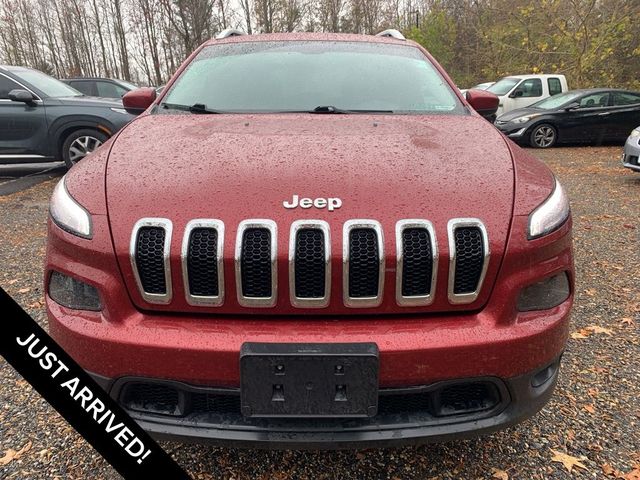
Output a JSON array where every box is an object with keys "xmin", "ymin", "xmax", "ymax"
[
  {"xmin": 106, "ymin": 113, "xmax": 515, "ymax": 315},
  {"xmin": 52, "ymin": 95, "xmax": 123, "ymax": 107},
  {"xmin": 496, "ymin": 107, "xmax": 544, "ymax": 123}
]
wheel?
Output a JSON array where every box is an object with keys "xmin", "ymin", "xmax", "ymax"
[
  {"xmin": 529, "ymin": 124, "xmax": 557, "ymax": 148},
  {"xmin": 61, "ymin": 129, "xmax": 108, "ymax": 168}
]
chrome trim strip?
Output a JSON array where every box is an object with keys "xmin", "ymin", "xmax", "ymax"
[
  {"xmin": 447, "ymin": 218, "xmax": 490, "ymax": 304},
  {"xmin": 181, "ymin": 219, "xmax": 224, "ymax": 306},
  {"xmin": 395, "ymin": 219, "xmax": 438, "ymax": 307},
  {"xmin": 343, "ymin": 219, "xmax": 384, "ymax": 308},
  {"xmin": 289, "ymin": 220, "xmax": 331, "ymax": 308},
  {"xmin": 129, "ymin": 218, "xmax": 173, "ymax": 304},
  {"xmin": 235, "ymin": 219, "xmax": 277, "ymax": 307},
  {"xmin": 0, "ymin": 154, "xmax": 46, "ymax": 158}
]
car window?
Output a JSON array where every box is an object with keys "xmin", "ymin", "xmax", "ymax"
[
  {"xmin": 0, "ymin": 74, "xmax": 21, "ymax": 99},
  {"xmin": 11, "ymin": 68, "xmax": 81, "ymax": 97},
  {"xmin": 514, "ymin": 78, "xmax": 542, "ymax": 98},
  {"xmin": 69, "ymin": 81, "xmax": 96, "ymax": 96},
  {"xmin": 531, "ymin": 91, "xmax": 582, "ymax": 110},
  {"xmin": 96, "ymin": 81, "xmax": 128, "ymax": 98},
  {"xmin": 612, "ymin": 92, "xmax": 640, "ymax": 106},
  {"xmin": 548, "ymin": 78, "xmax": 562, "ymax": 96},
  {"xmin": 162, "ymin": 41, "xmax": 462, "ymax": 114},
  {"xmin": 578, "ymin": 92, "xmax": 610, "ymax": 108},
  {"xmin": 487, "ymin": 77, "xmax": 520, "ymax": 96}
]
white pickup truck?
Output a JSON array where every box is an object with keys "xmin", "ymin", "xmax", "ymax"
[{"xmin": 486, "ymin": 74, "xmax": 568, "ymax": 116}]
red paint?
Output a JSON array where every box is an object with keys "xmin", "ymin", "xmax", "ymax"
[
  {"xmin": 465, "ymin": 89, "xmax": 500, "ymax": 115},
  {"xmin": 122, "ymin": 87, "xmax": 156, "ymax": 114},
  {"xmin": 46, "ymin": 33, "xmax": 574, "ymax": 392}
]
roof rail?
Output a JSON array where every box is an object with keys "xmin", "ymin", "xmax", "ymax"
[
  {"xmin": 215, "ymin": 28, "xmax": 246, "ymax": 40},
  {"xmin": 375, "ymin": 29, "xmax": 405, "ymax": 40}
]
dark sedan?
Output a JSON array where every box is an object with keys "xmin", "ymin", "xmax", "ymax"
[
  {"xmin": 61, "ymin": 77, "xmax": 139, "ymax": 99},
  {"xmin": 0, "ymin": 66, "xmax": 136, "ymax": 167},
  {"xmin": 495, "ymin": 89, "xmax": 640, "ymax": 148}
]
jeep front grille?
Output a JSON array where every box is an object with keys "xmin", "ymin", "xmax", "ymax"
[
  {"xmin": 289, "ymin": 220, "xmax": 330, "ymax": 308},
  {"xmin": 130, "ymin": 217, "xmax": 490, "ymax": 308},
  {"xmin": 181, "ymin": 220, "xmax": 224, "ymax": 306},
  {"xmin": 447, "ymin": 219, "xmax": 490, "ymax": 304},
  {"xmin": 130, "ymin": 218, "xmax": 172, "ymax": 304},
  {"xmin": 235, "ymin": 220, "xmax": 277, "ymax": 307}
]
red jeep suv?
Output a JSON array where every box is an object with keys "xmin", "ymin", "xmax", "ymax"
[{"xmin": 45, "ymin": 30, "xmax": 573, "ymax": 448}]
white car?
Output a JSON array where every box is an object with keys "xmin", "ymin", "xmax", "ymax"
[
  {"xmin": 459, "ymin": 82, "xmax": 495, "ymax": 95},
  {"xmin": 622, "ymin": 126, "xmax": 640, "ymax": 172},
  {"xmin": 487, "ymin": 74, "xmax": 568, "ymax": 116}
]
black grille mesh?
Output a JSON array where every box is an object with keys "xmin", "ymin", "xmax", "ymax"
[
  {"xmin": 294, "ymin": 228, "xmax": 326, "ymax": 298},
  {"xmin": 135, "ymin": 227, "xmax": 166, "ymax": 294},
  {"xmin": 241, "ymin": 228, "xmax": 272, "ymax": 298},
  {"xmin": 121, "ymin": 383, "xmax": 179, "ymax": 415},
  {"xmin": 348, "ymin": 228, "xmax": 380, "ymax": 298},
  {"xmin": 187, "ymin": 228, "xmax": 218, "ymax": 297},
  {"xmin": 453, "ymin": 227, "xmax": 485, "ymax": 294},
  {"xmin": 401, "ymin": 228, "xmax": 433, "ymax": 297}
]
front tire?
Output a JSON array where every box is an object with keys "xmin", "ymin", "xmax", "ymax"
[
  {"xmin": 529, "ymin": 124, "xmax": 557, "ymax": 148},
  {"xmin": 62, "ymin": 129, "xmax": 108, "ymax": 168}
]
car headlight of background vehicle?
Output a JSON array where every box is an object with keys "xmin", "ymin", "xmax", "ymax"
[
  {"xmin": 512, "ymin": 113, "xmax": 541, "ymax": 124},
  {"xmin": 528, "ymin": 178, "xmax": 570, "ymax": 239},
  {"xmin": 50, "ymin": 176, "xmax": 93, "ymax": 239},
  {"xmin": 629, "ymin": 128, "xmax": 640, "ymax": 138}
]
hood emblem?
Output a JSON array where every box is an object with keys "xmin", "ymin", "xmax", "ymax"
[{"xmin": 283, "ymin": 195, "xmax": 342, "ymax": 211}]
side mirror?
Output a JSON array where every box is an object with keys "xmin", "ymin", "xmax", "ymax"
[
  {"xmin": 8, "ymin": 89, "xmax": 36, "ymax": 104},
  {"xmin": 466, "ymin": 89, "xmax": 499, "ymax": 122},
  {"xmin": 564, "ymin": 102, "xmax": 580, "ymax": 111},
  {"xmin": 509, "ymin": 90, "xmax": 524, "ymax": 98},
  {"xmin": 122, "ymin": 87, "xmax": 157, "ymax": 115}
]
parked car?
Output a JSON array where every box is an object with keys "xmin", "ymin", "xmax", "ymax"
[
  {"xmin": 487, "ymin": 74, "xmax": 568, "ymax": 116},
  {"xmin": 46, "ymin": 30, "xmax": 573, "ymax": 448},
  {"xmin": 622, "ymin": 126, "xmax": 640, "ymax": 172},
  {"xmin": 61, "ymin": 77, "xmax": 139, "ymax": 99},
  {"xmin": 0, "ymin": 66, "xmax": 136, "ymax": 167},
  {"xmin": 495, "ymin": 89, "xmax": 640, "ymax": 148}
]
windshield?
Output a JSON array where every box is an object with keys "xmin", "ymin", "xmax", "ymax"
[
  {"xmin": 161, "ymin": 41, "xmax": 461, "ymax": 114},
  {"xmin": 12, "ymin": 68, "xmax": 82, "ymax": 98},
  {"xmin": 487, "ymin": 77, "xmax": 520, "ymax": 96},
  {"xmin": 531, "ymin": 91, "xmax": 583, "ymax": 110}
]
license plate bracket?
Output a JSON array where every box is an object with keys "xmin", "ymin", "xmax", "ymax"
[{"xmin": 240, "ymin": 343, "xmax": 379, "ymax": 418}]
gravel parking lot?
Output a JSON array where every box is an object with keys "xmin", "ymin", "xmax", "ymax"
[{"xmin": 1, "ymin": 146, "xmax": 638, "ymax": 480}]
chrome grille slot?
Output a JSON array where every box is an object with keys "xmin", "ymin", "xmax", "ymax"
[
  {"xmin": 181, "ymin": 219, "xmax": 224, "ymax": 306},
  {"xmin": 289, "ymin": 220, "xmax": 330, "ymax": 308},
  {"xmin": 130, "ymin": 218, "xmax": 172, "ymax": 304},
  {"xmin": 235, "ymin": 220, "xmax": 277, "ymax": 307},
  {"xmin": 343, "ymin": 220, "xmax": 384, "ymax": 308},
  {"xmin": 396, "ymin": 220, "xmax": 437, "ymax": 306},
  {"xmin": 447, "ymin": 219, "xmax": 489, "ymax": 304}
]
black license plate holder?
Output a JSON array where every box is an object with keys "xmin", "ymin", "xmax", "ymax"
[{"xmin": 240, "ymin": 343, "xmax": 379, "ymax": 418}]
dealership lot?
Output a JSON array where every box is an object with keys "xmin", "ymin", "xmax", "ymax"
[{"xmin": 0, "ymin": 146, "xmax": 638, "ymax": 479}]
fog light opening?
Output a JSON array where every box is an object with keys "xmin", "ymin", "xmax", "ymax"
[
  {"xmin": 531, "ymin": 360, "xmax": 559, "ymax": 388},
  {"xmin": 517, "ymin": 272, "xmax": 570, "ymax": 312},
  {"xmin": 48, "ymin": 271, "xmax": 102, "ymax": 311}
]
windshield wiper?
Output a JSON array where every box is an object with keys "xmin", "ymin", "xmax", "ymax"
[
  {"xmin": 310, "ymin": 106, "xmax": 394, "ymax": 114},
  {"xmin": 161, "ymin": 102, "xmax": 222, "ymax": 114}
]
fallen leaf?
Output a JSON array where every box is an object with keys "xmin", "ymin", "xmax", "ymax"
[
  {"xmin": 584, "ymin": 288, "xmax": 597, "ymax": 297},
  {"xmin": 583, "ymin": 404, "xmax": 596, "ymax": 414},
  {"xmin": 621, "ymin": 317, "xmax": 635, "ymax": 326},
  {"xmin": 17, "ymin": 287, "xmax": 31, "ymax": 294},
  {"xmin": 491, "ymin": 468, "xmax": 509, "ymax": 479},
  {"xmin": 571, "ymin": 329, "xmax": 591, "ymax": 339},
  {"xmin": 0, "ymin": 441, "xmax": 32, "ymax": 466},
  {"xmin": 551, "ymin": 449, "xmax": 589, "ymax": 473},
  {"xmin": 626, "ymin": 468, "xmax": 640, "ymax": 480},
  {"xmin": 586, "ymin": 325, "xmax": 613, "ymax": 336},
  {"xmin": 8, "ymin": 279, "xmax": 18, "ymax": 285}
]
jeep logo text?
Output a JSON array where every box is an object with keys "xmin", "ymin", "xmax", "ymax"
[{"xmin": 283, "ymin": 195, "xmax": 342, "ymax": 211}]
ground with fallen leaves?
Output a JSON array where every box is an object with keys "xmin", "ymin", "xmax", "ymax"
[{"xmin": 0, "ymin": 146, "xmax": 639, "ymax": 479}]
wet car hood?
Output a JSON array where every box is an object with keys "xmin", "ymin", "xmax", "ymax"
[{"xmin": 105, "ymin": 113, "xmax": 515, "ymax": 314}]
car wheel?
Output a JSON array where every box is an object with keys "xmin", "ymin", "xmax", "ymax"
[
  {"xmin": 530, "ymin": 124, "xmax": 557, "ymax": 148},
  {"xmin": 62, "ymin": 129, "xmax": 108, "ymax": 168}
]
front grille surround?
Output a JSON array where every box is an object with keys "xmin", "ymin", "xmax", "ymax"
[
  {"xmin": 235, "ymin": 219, "xmax": 277, "ymax": 307},
  {"xmin": 447, "ymin": 218, "xmax": 490, "ymax": 304},
  {"xmin": 181, "ymin": 219, "xmax": 224, "ymax": 306},
  {"xmin": 130, "ymin": 218, "xmax": 173, "ymax": 304},
  {"xmin": 343, "ymin": 220, "xmax": 385, "ymax": 308},
  {"xmin": 289, "ymin": 220, "xmax": 331, "ymax": 308},
  {"xmin": 395, "ymin": 220, "xmax": 438, "ymax": 306}
]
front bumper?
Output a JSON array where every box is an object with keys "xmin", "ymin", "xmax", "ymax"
[
  {"xmin": 88, "ymin": 356, "xmax": 562, "ymax": 448},
  {"xmin": 622, "ymin": 134, "xmax": 640, "ymax": 172}
]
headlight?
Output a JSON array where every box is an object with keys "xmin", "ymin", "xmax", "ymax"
[
  {"xmin": 528, "ymin": 178, "xmax": 570, "ymax": 239},
  {"xmin": 513, "ymin": 113, "xmax": 541, "ymax": 124},
  {"xmin": 629, "ymin": 128, "xmax": 640, "ymax": 138},
  {"xmin": 50, "ymin": 176, "xmax": 93, "ymax": 238}
]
